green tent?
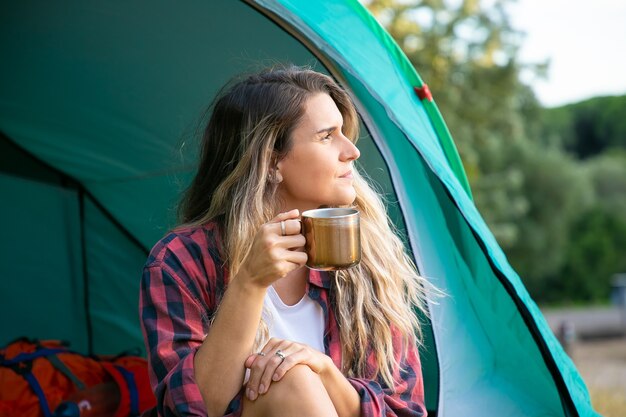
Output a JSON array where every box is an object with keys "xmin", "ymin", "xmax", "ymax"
[{"xmin": 0, "ymin": 1, "xmax": 599, "ymax": 416}]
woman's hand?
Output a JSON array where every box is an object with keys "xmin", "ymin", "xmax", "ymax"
[
  {"xmin": 243, "ymin": 338, "xmax": 334, "ymax": 401},
  {"xmin": 238, "ymin": 209, "xmax": 307, "ymax": 288}
]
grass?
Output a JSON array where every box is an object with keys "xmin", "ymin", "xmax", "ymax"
[{"xmin": 590, "ymin": 387, "xmax": 626, "ymax": 417}]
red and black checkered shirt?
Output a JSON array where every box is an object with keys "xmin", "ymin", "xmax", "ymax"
[{"xmin": 140, "ymin": 222, "xmax": 426, "ymax": 417}]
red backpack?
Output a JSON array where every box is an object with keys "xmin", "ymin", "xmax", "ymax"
[{"xmin": 0, "ymin": 338, "xmax": 156, "ymax": 417}]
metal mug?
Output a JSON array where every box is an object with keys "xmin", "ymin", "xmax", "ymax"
[{"xmin": 301, "ymin": 208, "xmax": 361, "ymax": 271}]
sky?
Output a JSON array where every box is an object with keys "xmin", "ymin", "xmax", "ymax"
[{"xmin": 508, "ymin": 0, "xmax": 626, "ymax": 107}]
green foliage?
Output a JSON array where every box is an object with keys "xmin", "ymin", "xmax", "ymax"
[
  {"xmin": 585, "ymin": 151, "xmax": 626, "ymax": 222},
  {"xmin": 538, "ymin": 113, "xmax": 626, "ymax": 303},
  {"xmin": 553, "ymin": 208, "xmax": 626, "ymax": 303},
  {"xmin": 533, "ymin": 139, "xmax": 626, "ymax": 304},
  {"xmin": 542, "ymin": 95, "xmax": 626, "ymax": 158},
  {"xmin": 505, "ymin": 142, "xmax": 594, "ymax": 294}
]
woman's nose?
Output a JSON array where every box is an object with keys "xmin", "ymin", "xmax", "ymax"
[{"xmin": 340, "ymin": 136, "xmax": 360, "ymax": 161}]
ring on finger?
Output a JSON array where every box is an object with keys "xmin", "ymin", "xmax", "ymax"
[
  {"xmin": 275, "ymin": 349, "xmax": 287, "ymax": 364},
  {"xmin": 280, "ymin": 220, "xmax": 287, "ymax": 236},
  {"xmin": 257, "ymin": 351, "xmax": 266, "ymax": 357}
]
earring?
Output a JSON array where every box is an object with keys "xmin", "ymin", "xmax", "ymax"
[{"xmin": 269, "ymin": 170, "xmax": 282, "ymax": 184}]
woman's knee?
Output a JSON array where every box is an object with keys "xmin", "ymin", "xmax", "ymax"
[
  {"xmin": 275, "ymin": 364, "xmax": 323, "ymax": 391},
  {"xmin": 242, "ymin": 365, "xmax": 337, "ymax": 417}
]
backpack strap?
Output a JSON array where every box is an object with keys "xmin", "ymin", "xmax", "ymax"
[
  {"xmin": 46, "ymin": 354, "xmax": 87, "ymax": 391},
  {"xmin": 115, "ymin": 365, "xmax": 140, "ymax": 417},
  {"xmin": 1, "ymin": 356, "xmax": 53, "ymax": 417},
  {"xmin": 101, "ymin": 362, "xmax": 140, "ymax": 417},
  {"xmin": 0, "ymin": 347, "xmax": 67, "ymax": 365},
  {"xmin": 22, "ymin": 371, "xmax": 53, "ymax": 417},
  {"xmin": 2, "ymin": 345, "xmax": 87, "ymax": 389}
]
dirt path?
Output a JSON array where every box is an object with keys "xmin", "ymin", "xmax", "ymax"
[{"xmin": 571, "ymin": 337, "xmax": 626, "ymax": 416}]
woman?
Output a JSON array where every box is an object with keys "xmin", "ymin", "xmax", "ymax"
[{"xmin": 140, "ymin": 66, "xmax": 429, "ymax": 417}]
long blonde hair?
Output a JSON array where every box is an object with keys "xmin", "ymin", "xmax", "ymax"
[{"xmin": 179, "ymin": 66, "xmax": 429, "ymax": 388}]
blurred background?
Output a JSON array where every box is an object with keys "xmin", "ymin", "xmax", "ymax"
[{"xmin": 363, "ymin": 0, "xmax": 626, "ymax": 415}]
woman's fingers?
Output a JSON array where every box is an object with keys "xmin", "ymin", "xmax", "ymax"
[
  {"xmin": 245, "ymin": 339, "xmax": 328, "ymax": 401},
  {"xmin": 246, "ymin": 339, "xmax": 297, "ymax": 399},
  {"xmin": 278, "ymin": 219, "xmax": 302, "ymax": 237},
  {"xmin": 256, "ymin": 346, "xmax": 293, "ymax": 394},
  {"xmin": 270, "ymin": 219, "xmax": 302, "ymax": 241},
  {"xmin": 270, "ymin": 210, "xmax": 302, "ymax": 239},
  {"xmin": 244, "ymin": 352, "xmax": 262, "ymax": 369},
  {"xmin": 282, "ymin": 249, "xmax": 307, "ymax": 266},
  {"xmin": 240, "ymin": 210, "xmax": 306, "ymax": 287},
  {"xmin": 270, "ymin": 209, "xmax": 300, "ymax": 223},
  {"xmin": 270, "ymin": 347, "xmax": 302, "ymax": 382},
  {"xmin": 245, "ymin": 339, "xmax": 282, "ymax": 400},
  {"xmin": 279, "ymin": 234, "xmax": 306, "ymax": 249}
]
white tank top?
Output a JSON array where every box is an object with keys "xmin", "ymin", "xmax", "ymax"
[{"xmin": 263, "ymin": 285, "xmax": 325, "ymax": 352}]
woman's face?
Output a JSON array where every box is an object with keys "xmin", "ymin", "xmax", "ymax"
[{"xmin": 276, "ymin": 93, "xmax": 360, "ymax": 212}]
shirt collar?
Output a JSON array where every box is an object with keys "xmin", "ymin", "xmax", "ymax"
[{"xmin": 307, "ymin": 268, "xmax": 331, "ymax": 289}]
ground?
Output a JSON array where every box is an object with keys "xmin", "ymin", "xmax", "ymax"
[
  {"xmin": 542, "ymin": 306, "xmax": 626, "ymax": 417},
  {"xmin": 573, "ymin": 337, "xmax": 626, "ymax": 417}
]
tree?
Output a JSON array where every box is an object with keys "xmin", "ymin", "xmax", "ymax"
[
  {"xmin": 505, "ymin": 142, "xmax": 593, "ymax": 296},
  {"xmin": 585, "ymin": 150, "xmax": 626, "ymax": 222},
  {"xmin": 556, "ymin": 208, "xmax": 626, "ymax": 303},
  {"xmin": 551, "ymin": 151, "xmax": 626, "ymax": 302},
  {"xmin": 542, "ymin": 95, "xmax": 626, "ymax": 158}
]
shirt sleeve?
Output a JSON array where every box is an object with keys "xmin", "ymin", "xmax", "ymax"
[
  {"xmin": 140, "ymin": 247, "xmax": 216, "ymax": 417},
  {"xmin": 347, "ymin": 334, "xmax": 427, "ymax": 417}
]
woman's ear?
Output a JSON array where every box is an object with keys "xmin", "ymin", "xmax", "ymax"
[
  {"xmin": 268, "ymin": 169, "xmax": 283, "ymax": 184},
  {"xmin": 269, "ymin": 153, "xmax": 284, "ymax": 184}
]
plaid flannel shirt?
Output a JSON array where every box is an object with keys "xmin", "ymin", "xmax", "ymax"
[{"xmin": 140, "ymin": 222, "xmax": 426, "ymax": 417}]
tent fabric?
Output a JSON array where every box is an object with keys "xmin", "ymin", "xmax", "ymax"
[
  {"xmin": 0, "ymin": 136, "xmax": 89, "ymax": 353},
  {"xmin": 0, "ymin": 1, "xmax": 597, "ymax": 416}
]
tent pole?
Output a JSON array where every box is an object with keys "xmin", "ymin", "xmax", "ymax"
[{"xmin": 78, "ymin": 189, "xmax": 94, "ymax": 355}]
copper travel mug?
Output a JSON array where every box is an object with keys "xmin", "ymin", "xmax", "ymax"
[{"xmin": 301, "ymin": 208, "xmax": 361, "ymax": 271}]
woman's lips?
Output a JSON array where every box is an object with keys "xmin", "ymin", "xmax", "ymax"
[{"xmin": 339, "ymin": 170, "xmax": 353, "ymax": 179}]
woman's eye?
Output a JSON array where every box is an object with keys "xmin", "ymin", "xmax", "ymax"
[{"xmin": 323, "ymin": 132, "xmax": 333, "ymax": 141}]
